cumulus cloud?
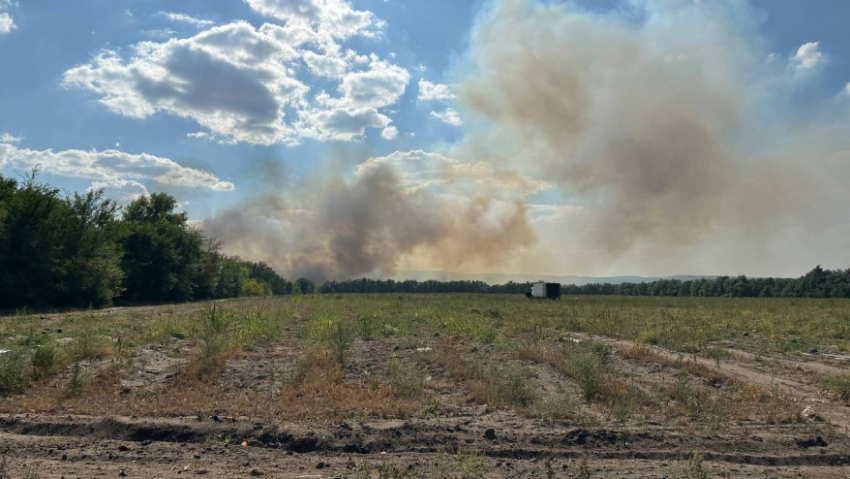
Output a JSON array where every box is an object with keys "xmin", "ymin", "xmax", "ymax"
[
  {"xmin": 430, "ymin": 108, "xmax": 463, "ymax": 126},
  {"xmin": 64, "ymin": 0, "xmax": 408, "ymax": 145},
  {"xmin": 159, "ymin": 12, "xmax": 215, "ymax": 28},
  {"xmin": 0, "ymin": 12, "xmax": 14, "ymax": 34},
  {"xmin": 244, "ymin": 0, "xmax": 380, "ymax": 40},
  {"xmin": 0, "ymin": 133, "xmax": 22, "ymax": 143},
  {"xmin": 793, "ymin": 42, "xmax": 825, "ymax": 70},
  {"xmin": 381, "ymin": 125, "xmax": 398, "ymax": 140},
  {"xmin": 0, "ymin": 142, "xmax": 234, "ymax": 192},
  {"xmin": 418, "ymin": 79, "xmax": 456, "ymax": 101}
]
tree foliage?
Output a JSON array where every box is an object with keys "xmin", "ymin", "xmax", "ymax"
[{"xmin": 0, "ymin": 173, "xmax": 292, "ymax": 309}]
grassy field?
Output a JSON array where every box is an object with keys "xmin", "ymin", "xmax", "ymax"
[{"xmin": 1, "ymin": 294, "xmax": 849, "ymax": 477}]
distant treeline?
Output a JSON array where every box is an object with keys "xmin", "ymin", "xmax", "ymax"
[
  {"xmin": 318, "ymin": 267, "xmax": 850, "ymax": 299},
  {"xmin": 560, "ymin": 267, "xmax": 850, "ymax": 298},
  {"xmin": 0, "ymin": 172, "xmax": 314, "ymax": 309}
]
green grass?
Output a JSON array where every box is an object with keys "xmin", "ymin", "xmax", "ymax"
[
  {"xmin": 822, "ymin": 373, "xmax": 850, "ymax": 402},
  {"xmin": 0, "ymin": 349, "xmax": 30, "ymax": 396}
]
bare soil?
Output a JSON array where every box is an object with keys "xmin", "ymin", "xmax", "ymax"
[{"xmin": 2, "ymin": 320, "xmax": 850, "ymax": 477}]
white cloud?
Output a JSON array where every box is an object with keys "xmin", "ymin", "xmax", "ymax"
[
  {"xmin": 0, "ymin": 142, "xmax": 235, "ymax": 192},
  {"xmin": 793, "ymin": 42, "xmax": 825, "ymax": 70},
  {"xmin": 187, "ymin": 132, "xmax": 209, "ymax": 139},
  {"xmin": 381, "ymin": 125, "xmax": 398, "ymax": 140},
  {"xmin": 64, "ymin": 0, "xmax": 409, "ymax": 145},
  {"xmin": 0, "ymin": 133, "xmax": 22, "ymax": 143},
  {"xmin": 159, "ymin": 12, "xmax": 215, "ymax": 28},
  {"xmin": 430, "ymin": 108, "xmax": 463, "ymax": 126},
  {"xmin": 845, "ymin": 83, "xmax": 850, "ymax": 95},
  {"xmin": 0, "ymin": 12, "xmax": 15, "ymax": 34},
  {"xmin": 298, "ymin": 106, "xmax": 390, "ymax": 142},
  {"xmin": 63, "ymin": 22, "xmax": 309, "ymax": 146},
  {"xmin": 90, "ymin": 179, "xmax": 149, "ymax": 203},
  {"xmin": 418, "ymin": 79, "xmax": 455, "ymax": 102},
  {"xmin": 245, "ymin": 0, "xmax": 380, "ymax": 40},
  {"xmin": 336, "ymin": 56, "xmax": 410, "ymax": 108}
]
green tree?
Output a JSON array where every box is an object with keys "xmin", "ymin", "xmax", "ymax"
[{"xmin": 120, "ymin": 193, "xmax": 202, "ymax": 302}]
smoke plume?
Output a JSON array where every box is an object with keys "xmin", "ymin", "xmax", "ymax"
[
  {"xmin": 202, "ymin": 159, "xmax": 536, "ymax": 281},
  {"xmin": 203, "ymin": 0, "xmax": 850, "ymax": 280}
]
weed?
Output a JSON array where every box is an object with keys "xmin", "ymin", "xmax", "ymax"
[
  {"xmin": 386, "ymin": 358, "xmax": 429, "ymax": 399},
  {"xmin": 204, "ymin": 434, "xmax": 231, "ymax": 446},
  {"xmin": 530, "ymin": 391, "xmax": 580, "ymax": 422},
  {"xmin": 193, "ymin": 305, "xmax": 235, "ymax": 379},
  {"xmin": 577, "ymin": 458, "xmax": 592, "ymax": 479},
  {"xmin": 0, "ymin": 349, "xmax": 30, "ymax": 396},
  {"xmin": 704, "ymin": 347, "xmax": 731, "ymax": 362},
  {"xmin": 456, "ymin": 450, "xmax": 486, "ymax": 479},
  {"xmin": 17, "ymin": 328, "xmax": 45, "ymax": 347},
  {"xmin": 31, "ymin": 341, "xmax": 62, "ymax": 380},
  {"xmin": 71, "ymin": 326, "xmax": 110, "ymax": 361},
  {"xmin": 687, "ymin": 454, "xmax": 708, "ymax": 479},
  {"xmin": 62, "ymin": 362, "xmax": 85, "ymax": 398},
  {"xmin": 822, "ymin": 373, "xmax": 850, "ymax": 402}
]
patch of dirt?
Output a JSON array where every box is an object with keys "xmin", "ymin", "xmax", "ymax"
[
  {"xmin": 119, "ymin": 346, "xmax": 188, "ymax": 395},
  {"xmin": 216, "ymin": 345, "xmax": 300, "ymax": 394},
  {"xmin": 569, "ymin": 332, "xmax": 850, "ymax": 432}
]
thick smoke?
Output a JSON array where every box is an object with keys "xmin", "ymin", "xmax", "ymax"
[
  {"xmin": 459, "ymin": 0, "xmax": 772, "ymax": 255},
  {"xmin": 204, "ymin": 0, "xmax": 850, "ymax": 280},
  {"xmin": 202, "ymin": 160, "xmax": 536, "ymax": 281}
]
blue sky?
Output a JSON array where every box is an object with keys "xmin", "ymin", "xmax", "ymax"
[{"xmin": 1, "ymin": 0, "xmax": 849, "ymax": 279}]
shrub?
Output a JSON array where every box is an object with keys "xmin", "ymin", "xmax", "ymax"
[
  {"xmin": 0, "ymin": 350, "xmax": 30, "ymax": 396},
  {"xmin": 71, "ymin": 326, "xmax": 110, "ymax": 361},
  {"xmin": 63, "ymin": 361, "xmax": 86, "ymax": 398},
  {"xmin": 31, "ymin": 341, "xmax": 62, "ymax": 380}
]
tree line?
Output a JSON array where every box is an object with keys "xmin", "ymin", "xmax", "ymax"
[
  {"xmin": 0, "ymin": 172, "xmax": 307, "ymax": 309},
  {"xmin": 317, "ymin": 267, "xmax": 850, "ymax": 298},
  {"xmin": 560, "ymin": 266, "xmax": 850, "ymax": 298},
  {"xmin": 3, "ymin": 173, "xmax": 848, "ymax": 309}
]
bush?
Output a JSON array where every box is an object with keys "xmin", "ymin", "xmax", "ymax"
[
  {"xmin": 0, "ymin": 350, "xmax": 30, "ymax": 396},
  {"xmin": 71, "ymin": 326, "xmax": 110, "ymax": 361},
  {"xmin": 31, "ymin": 341, "xmax": 62, "ymax": 380}
]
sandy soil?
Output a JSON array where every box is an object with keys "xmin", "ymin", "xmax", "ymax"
[{"xmin": 2, "ymin": 325, "xmax": 850, "ymax": 477}]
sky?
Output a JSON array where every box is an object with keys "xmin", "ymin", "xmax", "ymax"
[{"xmin": 1, "ymin": 0, "xmax": 850, "ymax": 280}]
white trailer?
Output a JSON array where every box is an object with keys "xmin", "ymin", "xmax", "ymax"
[{"xmin": 526, "ymin": 282, "xmax": 561, "ymax": 300}]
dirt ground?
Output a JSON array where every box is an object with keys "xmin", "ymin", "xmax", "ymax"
[{"xmin": 2, "ymin": 302, "xmax": 850, "ymax": 478}]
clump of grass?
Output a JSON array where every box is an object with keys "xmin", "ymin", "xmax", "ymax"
[
  {"xmin": 62, "ymin": 362, "xmax": 86, "ymax": 398},
  {"xmin": 822, "ymin": 373, "xmax": 850, "ymax": 402},
  {"xmin": 528, "ymin": 391, "xmax": 580, "ymax": 422},
  {"xmin": 191, "ymin": 305, "xmax": 236, "ymax": 379},
  {"xmin": 310, "ymin": 314, "xmax": 353, "ymax": 367},
  {"xmin": 456, "ymin": 450, "xmax": 486, "ymax": 479},
  {"xmin": 0, "ymin": 349, "xmax": 30, "ymax": 396},
  {"xmin": 31, "ymin": 341, "xmax": 62, "ymax": 380},
  {"xmin": 430, "ymin": 343, "xmax": 534, "ymax": 408},
  {"xmin": 71, "ymin": 326, "xmax": 110, "ymax": 361},
  {"xmin": 687, "ymin": 454, "xmax": 708, "ymax": 479},
  {"xmin": 386, "ymin": 358, "xmax": 429, "ymax": 399},
  {"xmin": 577, "ymin": 458, "xmax": 592, "ymax": 479},
  {"xmin": 282, "ymin": 348, "xmax": 422, "ymax": 420}
]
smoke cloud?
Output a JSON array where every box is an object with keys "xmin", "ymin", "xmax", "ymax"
[
  {"xmin": 202, "ymin": 0, "xmax": 850, "ymax": 280},
  {"xmin": 452, "ymin": 0, "xmax": 850, "ymax": 275},
  {"xmin": 202, "ymin": 158, "xmax": 536, "ymax": 281}
]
